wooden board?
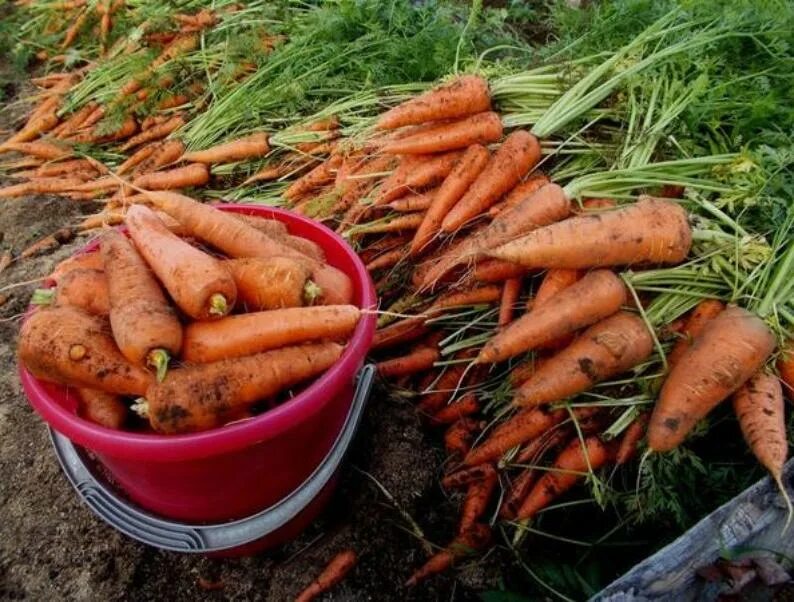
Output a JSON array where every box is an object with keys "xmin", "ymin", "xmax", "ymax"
[{"xmin": 593, "ymin": 459, "xmax": 794, "ymax": 601}]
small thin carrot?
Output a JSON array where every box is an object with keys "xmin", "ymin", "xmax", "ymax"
[
  {"xmin": 372, "ymin": 318, "xmax": 428, "ymax": 350},
  {"xmin": 132, "ymin": 163, "xmax": 209, "ymax": 191},
  {"xmin": 117, "ymin": 143, "xmax": 158, "ymax": 176},
  {"xmin": 365, "ymin": 248, "xmax": 405, "ymax": 272},
  {"xmin": 1, "ymin": 141, "xmax": 71, "ymax": 161},
  {"xmin": 459, "ymin": 468, "xmax": 498, "ymax": 534},
  {"xmin": 666, "ymin": 299, "xmax": 725, "ymax": 368},
  {"xmin": 442, "ymin": 464, "xmax": 496, "ymax": 490},
  {"xmin": 431, "ymin": 392, "xmax": 481, "ymax": 425},
  {"xmin": 416, "ymin": 350, "xmax": 476, "ymax": 414},
  {"xmin": 351, "ymin": 213, "xmax": 424, "ymax": 235},
  {"xmin": 182, "ymin": 132, "xmax": 269, "ymax": 164},
  {"xmin": 445, "ymin": 418, "xmax": 484, "ymax": 459},
  {"xmin": 377, "ymin": 344, "xmax": 439, "ymax": 379},
  {"xmin": 27, "ymin": 158, "xmax": 98, "ymax": 178},
  {"xmin": 472, "ymin": 259, "xmax": 528, "ymax": 283},
  {"xmin": 616, "ymin": 411, "xmax": 650, "ymax": 465},
  {"xmin": 0, "ymin": 252, "xmax": 11, "ymax": 276},
  {"xmin": 77, "ymin": 388, "xmax": 127, "ymax": 429},
  {"xmin": 19, "ymin": 227, "xmax": 75, "ymax": 258},
  {"xmin": 380, "ymin": 112, "xmax": 503, "ymax": 156},
  {"xmin": 138, "ymin": 139, "xmax": 185, "ymax": 173},
  {"xmin": 405, "ymin": 523, "xmax": 491, "ymax": 586},
  {"xmin": 488, "ymin": 174, "xmax": 550, "ymax": 217},
  {"xmin": 388, "ymin": 190, "xmax": 436, "ymax": 213},
  {"xmin": 55, "ymin": 103, "xmax": 97, "ymax": 139},
  {"xmin": 284, "ymin": 154, "xmax": 342, "ymax": 201},
  {"xmin": 119, "ymin": 115, "xmax": 184, "ymax": 151},
  {"xmin": 336, "ymin": 154, "xmax": 396, "ymax": 211},
  {"xmin": 498, "ymin": 277, "xmax": 522, "ymax": 327},
  {"xmin": 779, "ymin": 341, "xmax": 794, "ymax": 398},
  {"xmin": 295, "ymin": 550, "xmax": 358, "ymax": 602},
  {"xmin": 61, "ymin": 8, "xmax": 89, "ymax": 49},
  {"xmin": 375, "ymin": 150, "xmax": 463, "ymax": 205},
  {"xmin": 509, "ymin": 355, "xmax": 549, "ymax": 388}
]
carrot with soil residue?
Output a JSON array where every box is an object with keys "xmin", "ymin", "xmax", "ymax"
[
  {"xmin": 666, "ymin": 299, "xmax": 725, "ymax": 368},
  {"xmin": 380, "ymin": 112, "xmax": 502, "ymax": 155},
  {"xmin": 77, "ymin": 388, "xmax": 127, "ymax": 429},
  {"xmin": 226, "ymin": 257, "xmax": 316, "ymax": 310},
  {"xmin": 405, "ymin": 523, "xmax": 491, "ymax": 586},
  {"xmin": 295, "ymin": 550, "xmax": 358, "ymax": 602}
]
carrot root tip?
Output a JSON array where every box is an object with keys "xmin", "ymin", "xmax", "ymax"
[
  {"xmin": 303, "ymin": 280, "xmax": 322, "ymax": 305},
  {"xmin": 30, "ymin": 288, "xmax": 55, "ymax": 305},
  {"xmin": 208, "ymin": 293, "xmax": 229, "ymax": 316},
  {"xmin": 147, "ymin": 348, "xmax": 170, "ymax": 383},
  {"xmin": 131, "ymin": 398, "xmax": 149, "ymax": 418}
]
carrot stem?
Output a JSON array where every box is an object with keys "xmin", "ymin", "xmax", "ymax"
[
  {"xmin": 147, "ymin": 349, "xmax": 170, "ymax": 383},
  {"xmin": 209, "ymin": 294, "xmax": 228, "ymax": 317},
  {"xmin": 30, "ymin": 288, "xmax": 55, "ymax": 305}
]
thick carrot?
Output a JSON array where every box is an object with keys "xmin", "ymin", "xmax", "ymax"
[
  {"xmin": 389, "ymin": 190, "xmax": 436, "ymax": 213},
  {"xmin": 139, "ymin": 139, "xmax": 185, "ymax": 173},
  {"xmin": 418, "ymin": 183, "xmax": 571, "ymax": 289},
  {"xmin": 143, "ymin": 191, "xmax": 352, "ymax": 304},
  {"xmin": 284, "ymin": 154, "xmax": 342, "ymax": 201},
  {"xmin": 226, "ymin": 257, "xmax": 315, "ymax": 310},
  {"xmin": 616, "ymin": 411, "xmax": 650, "ymax": 465},
  {"xmin": 779, "ymin": 342, "xmax": 794, "ymax": 397},
  {"xmin": 472, "ymin": 259, "xmax": 528, "ymax": 284},
  {"xmin": 445, "ymin": 417, "xmax": 482, "ymax": 458},
  {"xmin": 534, "ymin": 269, "xmax": 581, "ymax": 308},
  {"xmin": 516, "ymin": 437, "xmax": 614, "ymax": 520},
  {"xmin": 442, "ymin": 131, "xmax": 541, "ymax": 233},
  {"xmin": 119, "ymin": 115, "xmax": 184, "ymax": 151},
  {"xmin": 666, "ymin": 299, "xmax": 725, "ymax": 368},
  {"xmin": 375, "ymin": 150, "xmax": 463, "ymax": 205},
  {"xmin": 431, "ymin": 392, "xmax": 481, "ymax": 425},
  {"xmin": 442, "ymin": 464, "xmax": 496, "ymax": 490},
  {"xmin": 380, "ymin": 112, "xmax": 503, "ymax": 155},
  {"xmin": 515, "ymin": 312, "xmax": 653, "ymax": 407},
  {"xmin": 733, "ymin": 371, "xmax": 788, "ymax": 482},
  {"xmin": 498, "ymin": 277, "xmax": 522, "ymax": 327},
  {"xmin": 478, "ymin": 270, "xmax": 626, "ymax": 363},
  {"xmin": 459, "ymin": 468, "xmax": 498, "ymax": 534},
  {"xmin": 132, "ymin": 163, "xmax": 209, "ymax": 190},
  {"xmin": 117, "ymin": 143, "xmax": 158, "ymax": 175},
  {"xmin": 49, "ymin": 251, "xmax": 104, "ymax": 283},
  {"xmin": 372, "ymin": 318, "xmax": 428, "ymax": 350},
  {"xmin": 100, "ymin": 230, "xmax": 182, "ymax": 375},
  {"xmin": 182, "ymin": 305, "xmax": 359, "ymax": 363},
  {"xmin": 125, "ymin": 204, "xmax": 237, "ymax": 320},
  {"xmin": 489, "ymin": 197, "xmax": 692, "ymax": 269},
  {"xmin": 411, "ymin": 145, "xmax": 490, "ymax": 256},
  {"xmin": 377, "ymin": 75, "xmax": 491, "ymax": 130},
  {"xmin": 295, "ymin": 550, "xmax": 357, "ymax": 602},
  {"xmin": 54, "ymin": 268, "xmax": 110, "ymax": 315},
  {"xmin": 1, "ymin": 141, "xmax": 71, "ymax": 161},
  {"xmin": 488, "ymin": 174, "xmax": 550, "ymax": 217},
  {"xmin": 649, "ymin": 305, "xmax": 776, "ymax": 452},
  {"xmin": 377, "ymin": 344, "xmax": 439, "ymax": 379},
  {"xmin": 18, "ymin": 306, "xmax": 152, "ymax": 395},
  {"xmin": 77, "ymin": 388, "xmax": 127, "ymax": 429},
  {"xmin": 182, "ymin": 132, "xmax": 270, "ymax": 164},
  {"xmin": 405, "ymin": 523, "xmax": 491, "ymax": 586},
  {"xmin": 138, "ymin": 342, "xmax": 342, "ymax": 433}
]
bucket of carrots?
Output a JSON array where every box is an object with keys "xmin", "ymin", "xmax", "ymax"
[{"xmin": 18, "ymin": 196, "xmax": 376, "ymax": 527}]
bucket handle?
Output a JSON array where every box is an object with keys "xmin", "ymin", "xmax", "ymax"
[{"xmin": 50, "ymin": 364, "xmax": 376, "ymax": 553}]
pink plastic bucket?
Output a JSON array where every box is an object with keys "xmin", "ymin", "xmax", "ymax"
[{"xmin": 20, "ymin": 205, "xmax": 376, "ymax": 523}]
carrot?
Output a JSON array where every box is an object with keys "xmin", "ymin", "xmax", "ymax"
[
  {"xmin": 478, "ymin": 270, "xmax": 626, "ymax": 364},
  {"xmin": 509, "ymin": 355, "xmax": 549, "ymax": 388},
  {"xmin": 136, "ymin": 342, "xmax": 342, "ymax": 433},
  {"xmin": 0, "ymin": 252, "xmax": 11, "ymax": 277},
  {"xmin": 498, "ymin": 277, "xmax": 522, "ymax": 327},
  {"xmin": 65, "ymin": 175, "xmax": 125, "ymax": 193},
  {"xmin": 375, "ymin": 150, "xmax": 463, "ymax": 205},
  {"xmin": 49, "ymin": 251, "xmax": 104, "ymax": 283},
  {"xmin": 100, "ymin": 230, "xmax": 182, "ymax": 377},
  {"xmin": 515, "ymin": 312, "xmax": 653, "ymax": 407},
  {"xmin": 577, "ymin": 198, "xmax": 617, "ymax": 212},
  {"xmin": 377, "ymin": 75, "xmax": 491, "ymax": 130},
  {"xmin": 778, "ymin": 341, "xmax": 794, "ymax": 397},
  {"xmin": 117, "ymin": 143, "xmax": 158, "ymax": 176},
  {"xmin": 182, "ymin": 132, "xmax": 269, "ymax": 164},
  {"xmin": 157, "ymin": 93, "xmax": 190, "ymax": 111},
  {"xmin": 28, "ymin": 158, "xmax": 98, "ymax": 178},
  {"xmin": 388, "ymin": 190, "xmax": 436, "ymax": 213},
  {"xmin": 488, "ymin": 174, "xmax": 550, "ymax": 217},
  {"xmin": 75, "ymin": 115, "xmax": 139, "ymax": 144},
  {"xmin": 418, "ymin": 183, "xmax": 571, "ymax": 289},
  {"xmin": 472, "ymin": 259, "xmax": 528, "ymax": 284},
  {"xmin": 352, "ymin": 213, "xmax": 425, "ymax": 236},
  {"xmin": 733, "ymin": 372, "xmax": 788, "ymax": 487},
  {"xmin": 534, "ymin": 269, "xmax": 580, "ymax": 308},
  {"xmin": 666, "ymin": 299, "xmax": 725, "ymax": 368},
  {"xmin": 125, "ymin": 205, "xmax": 237, "ymax": 320},
  {"xmin": 430, "ymin": 285, "xmax": 502, "ymax": 313},
  {"xmin": 295, "ymin": 550, "xmax": 357, "ymax": 602},
  {"xmin": 182, "ymin": 305, "xmax": 359, "ymax": 363},
  {"xmin": 377, "ymin": 344, "xmax": 439, "ymax": 379},
  {"xmin": 132, "ymin": 163, "xmax": 209, "ymax": 191},
  {"xmin": 405, "ymin": 523, "xmax": 491, "ymax": 586},
  {"xmin": 143, "ymin": 191, "xmax": 352, "ymax": 304},
  {"xmin": 18, "ymin": 306, "xmax": 152, "ymax": 395},
  {"xmin": 431, "ymin": 392, "xmax": 481, "ymax": 425},
  {"xmin": 336, "ymin": 154, "xmax": 396, "ymax": 211},
  {"xmin": 139, "ymin": 139, "xmax": 185, "ymax": 173},
  {"xmin": 1, "ymin": 141, "xmax": 71, "ymax": 161},
  {"xmin": 489, "ymin": 197, "xmax": 692, "ymax": 269},
  {"xmin": 411, "ymin": 145, "xmax": 490, "ymax": 256},
  {"xmin": 459, "ymin": 468, "xmax": 498, "ymax": 534},
  {"xmin": 441, "ymin": 130, "xmax": 541, "ymax": 233},
  {"xmin": 52, "ymin": 268, "xmax": 109, "ymax": 315},
  {"xmin": 516, "ymin": 437, "xmax": 614, "ymax": 520},
  {"xmin": 226, "ymin": 257, "xmax": 316, "ymax": 311},
  {"xmin": 464, "ymin": 408, "xmax": 567, "ymax": 467},
  {"xmin": 284, "ymin": 154, "xmax": 342, "ymax": 201},
  {"xmin": 119, "ymin": 115, "xmax": 184, "ymax": 151},
  {"xmin": 77, "ymin": 388, "xmax": 127, "ymax": 429},
  {"xmin": 649, "ymin": 305, "xmax": 776, "ymax": 452},
  {"xmin": 365, "ymin": 248, "xmax": 405, "ymax": 272},
  {"xmin": 445, "ymin": 417, "xmax": 483, "ymax": 458},
  {"xmin": 616, "ymin": 411, "xmax": 650, "ymax": 465},
  {"xmin": 416, "ymin": 350, "xmax": 476, "ymax": 414},
  {"xmin": 19, "ymin": 227, "xmax": 75, "ymax": 258},
  {"xmin": 372, "ymin": 318, "xmax": 429, "ymax": 350},
  {"xmin": 61, "ymin": 8, "xmax": 89, "ymax": 49},
  {"xmin": 442, "ymin": 464, "xmax": 496, "ymax": 490},
  {"xmin": 380, "ymin": 112, "xmax": 503, "ymax": 156}
]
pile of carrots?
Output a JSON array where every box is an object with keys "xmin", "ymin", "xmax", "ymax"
[{"xmin": 18, "ymin": 192, "xmax": 360, "ymax": 434}]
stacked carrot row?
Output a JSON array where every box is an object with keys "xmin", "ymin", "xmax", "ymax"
[{"xmin": 18, "ymin": 193, "xmax": 360, "ymax": 434}]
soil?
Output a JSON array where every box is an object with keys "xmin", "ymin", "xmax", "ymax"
[{"xmin": 0, "ymin": 79, "xmax": 506, "ymax": 602}]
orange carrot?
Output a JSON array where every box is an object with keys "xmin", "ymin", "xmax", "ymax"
[
  {"xmin": 336, "ymin": 154, "xmax": 396, "ymax": 211},
  {"xmin": 375, "ymin": 151, "xmax": 463, "ymax": 205},
  {"xmin": 431, "ymin": 392, "xmax": 481, "ymax": 425},
  {"xmin": 225, "ymin": 257, "xmax": 315, "ymax": 311},
  {"xmin": 472, "ymin": 259, "xmax": 528, "ymax": 284},
  {"xmin": 733, "ymin": 371, "xmax": 788, "ymax": 485},
  {"xmin": 405, "ymin": 523, "xmax": 491, "ymax": 586},
  {"xmin": 19, "ymin": 227, "xmax": 75, "ymax": 258},
  {"xmin": 388, "ymin": 190, "xmax": 436, "ymax": 213},
  {"xmin": 488, "ymin": 174, "xmax": 550, "ymax": 217},
  {"xmin": 516, "ymin": 437, "xmax": 614, "ymax": 520},
  {"xmin": 1, "ymin": 141, "xmax": 71, "ymax": 161},
  {"xmin": 411, "ymin": 145, "xmax": 490, "ymax": 256},
  {"xmin": 295, "ymin": 550, "xmax": 358, "ymax": 602},
  {"xmin": 372, "ymin": 318, "xmax": 428, "ymax": 350},
  {"xmin": 117, "ymin": 143, "xmax": 158, "ymax": 176},
  {"xmin": 377, "ymin": 74, "xmax": 491, "ymax": 130},
  {"xmin": 365, "ymin": 248, "xmax": 405, "ymax": 272},
  {"xmin": 182, "ymin": 132, "xmax": 269, "ymax": 164},
  {"xmin": 49, "ymin": 251, "xmax": 104, "ymax": 283},
  {"xmin": 509, "ymin": 355, "xmax": 550, "ymax": 388},
  {"xmin": 416, "ymin": 350, "xmax": 476, "ymax": 415},
  {"xmin": 125, "ymin": 204, "xmax": 237, "ymax": 320},
  {"xmin": 143, "ymin": 191, "xmax": 352, "ymax": 304},
  {"xmin": 489, "ymin": 197, "xmax": 692, "ymax": 269},
  {"xmin": 284, "ymin": 154, "xmax": 342, "ymax": 201},
  {"xmin": 119, "ymin": 115, "xmax": 184, "ymax": 151},
  {"xmin": 666, "ymin": 299, "xmax": 725, "ymax": 368},
  {"xmin": 459, "ymin": 468, "xmax": 498, "ymax": 534},
  {"xmin": 132, "ymin": 163, "xmax": 209, "ymax": 190},
  {"xmin": 352, "ymin": 213, "xmax": 424, "ymax": 235},
  {"xmin": 445, "ymin": 417, "xmax": 482, "ymax": 458},
  {"xmin": 498, "ymin": 277, "xmax": 522, "ymax": 327},
  {"xmin": 441, "ymin": 130, "xmax": 541, "ymax": 232},
  {"xmin": 18, "ymin": 306, "xmax": 152, "ymax": 395},
  {"xmin": 77, "ymin": 388, "xmax": 127, "ymax": 429},
  {"xmin": 377, "ymin": 344, "xmax": 439, "ymax": 378},
  {"xmin": 534, "ymin": 269, "xmax": 581, "ymax": 308},
  {"xmin": 52, "ymin": 268, "xmax": 109, "ymax": 315},
  {"xmin": 100, "ymin": 230, "xmax": 182, "ymax": 374},
  {"xmin": 577, "ymin": 197, "xmax": 617, "ymax": 212},
  {"xmin": 61, "ymin": 8, "xmax": 89, "ymax": 49},
  {"xmin": 649, "ymin": 305, "xmax": 776, "ymax": 452},
  {"xmin": 478, "ymin": 270, "xmax": 626, "ymax": 363},
  {"xmin": 182, "ymin": 305, "xmax": 359, "ymax": 363},
  {"xmin": 442, "ymin": 464, "xmax": 496, "ymax": 490},
  {"xmin": 778, "ymin": 341, "xmax": 794, "ymax": 398},
  {"xmin": 515, "ymin": 312, "xmax": 653, "ymax": 407},
  {"xmin": 138, "ymin": 342, "xmax": 342, "ymax": 433},
  {"xmin": 73, "ymin": 115, "xmax": 138, "ymax": 144},
  {"xmin": 429, "ymin": 285, "xmax": 502, "ymax": 313},
  {"xmin": 616, "ymin": 411, "xmax": 650, "ymax": 465},
  {"xmin": 139, "ymin": 139, "xmax": 185, "ymax": 173},
  {"xmin": 380, "ymin": 112, "xmax": 503, "ymax": 155},
  {"xmin": 54, "ymin": 103, "xmax": 97, "ymax": 139}
]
